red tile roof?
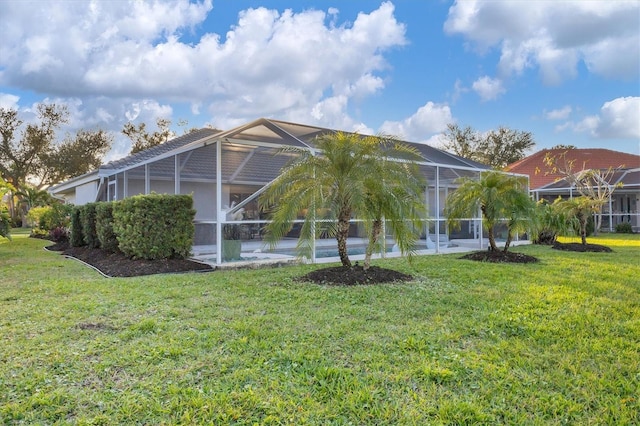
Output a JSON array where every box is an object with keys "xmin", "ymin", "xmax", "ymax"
[{"xmin": 505, "ymin": 148, "xmax": 640, "ymax": 189}]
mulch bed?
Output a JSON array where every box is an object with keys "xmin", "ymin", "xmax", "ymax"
[
  {"xmin": 46, "ymin": 240, "xmax": 213, "ymax": 277},
  {"xmin": 297, "ymin": 264, "xmax": 413, "ymax": 285},
  {"xmin": 552, "ymin": 242, "xmax": 613, "ymax": 253},
  {"xmin": 460, "ymin": 250, "xmax": 539, "ymax": 263}
]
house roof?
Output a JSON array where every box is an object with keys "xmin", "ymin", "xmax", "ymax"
[
  {"xmin": 536, "ymin": 167, "xmax": 640, "ymax": 191},
  {"xmin": 505, "ymin": 148, "xmax": 640, "ymax": 189},
  {"xmin": 95, "ymin": 118, "xmax": 489, "ymax": 176}
]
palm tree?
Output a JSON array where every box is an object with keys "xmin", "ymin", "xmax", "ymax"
[
  {"xmin": 259, "ymin": 132, "xmax": 425, "ymax": 268},
  {"xmin": 361, "ymin": 146, "xmax": 425, "ymax": 269},
  {"xmin": 554, "ymin": 196, "xmax": 602, "ymax": 245},
  {"xmin": 445, "ymin": 170, "xmax": 533, "ymax": 252}
]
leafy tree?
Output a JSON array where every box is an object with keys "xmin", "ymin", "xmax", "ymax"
[
  {"xmin": 123, "ymin": 118, "xmax": 174, "ymax": 154},
  {"xmin": 442, "ymin": 124, "xmax": 535, "ymax": 169},
  {"xmin": 260, "ymin": 132, "xmax": 425, "ymax": 268},
  {"xmin": 445, "ymin": 170, "xmax": 533, "ymax": 252},
  {"xmin": 0, "ymin": 105, "xmax": 111, "ymax": 224}
]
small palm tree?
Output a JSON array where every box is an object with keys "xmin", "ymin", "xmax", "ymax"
[
  {"xmin": 554, "ymin": 196, "xmax": 602, "ymax": 245},
  {"xmin": 445, "ymin": 170, "xmax": 533, "ymax": 252},
  {"xmin": 260, "ymin": 132, "xmax": 425, "ymax": 268}
]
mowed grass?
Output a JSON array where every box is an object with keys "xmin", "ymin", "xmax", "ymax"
[{"xmin": 1, "ymin": 231, "xmax": 639, "ymax": 425}]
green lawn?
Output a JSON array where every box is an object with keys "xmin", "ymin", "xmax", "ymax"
[{"xmin": 1, "ymin": 231, "xmax": 639, "ymax": 425}]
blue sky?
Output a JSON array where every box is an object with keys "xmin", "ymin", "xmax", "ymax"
[{"xmin": 0, "ymin": 0, "xmax": 638, "ymax": 161}]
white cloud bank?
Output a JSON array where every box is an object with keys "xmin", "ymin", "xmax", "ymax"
[
  {"xmin": 445, "ymin": 0, "xmax": 639, "ymax": 85},
  {"xmin": 0, "ymin": 0, "xmax": 406, "ymax": 132},
  {"xmin": 379, "ymin": 102, "xmax": 452, "ymax": 142}
]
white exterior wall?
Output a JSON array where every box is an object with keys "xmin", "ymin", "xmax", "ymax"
[{"xmin": 75, "ymin": 181, "xmax": 98, "ymax": 205}]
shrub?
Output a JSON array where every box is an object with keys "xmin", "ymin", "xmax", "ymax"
[
  {"xmin": 41, "ymin": 203, "xmax": 72, "ymax": 231},
  {"xmin": 95, "ymin": 202, "xmax": 119, "ymax": 252},
  {"xmin": 615, "ymin": 222, "xmax": 634, "ymax": 234},
  {"xmin": 113, "ymin": 194, "xmax": 195, "ymax": 260},
  {"xmin": 70, "ymin": 207, "xmax": 85, "ymax": 247},
  {"xmin": 0, "ymin": 209, "xmax": 11, "ymax": 240},
  {"xmin": 26, "ymin": 206, "xmax": 50, "ymax": 228},
  {"xmin": 80, "ymin": 203, "xmax": 100, "ymax": 248},
  {"xmin": 49, "ymin": 226, "xmax": 69, "ymax": 243}
]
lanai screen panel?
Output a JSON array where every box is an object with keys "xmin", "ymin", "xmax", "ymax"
[
  {"xmin": 179, "ymin": 143, "xmax": 217, "ymax": 221},
  {"xmin": 149, "ymin": 156, "xmax": 175, "ymax": 194}
]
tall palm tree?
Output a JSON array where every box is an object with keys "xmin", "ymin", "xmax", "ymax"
[
  {"xmin": 259, "ymin": 132, "xmax": 425, "ymax": 268},
  {"xmin": 445, "ymin": 170, "xmax": 532, "ymax": 252}
]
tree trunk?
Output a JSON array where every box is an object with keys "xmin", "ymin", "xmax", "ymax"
[
  {"xmin": 503, "ymin": 231, "xmax": 512, "ymax": 253},
  {"xmin": 579, "ymin": 214, "xmax": 587, "ymax": 245},
  {"xmin": 364, "ymin": 219, "xmax": 382, "ymax": 270},
  {"xmin": 336, "ymin": 206, "xmax": 352, "ymax": 267},
  {"xmin": 487, "ymin": 226, "xmax": 498, "ymax": 251}
]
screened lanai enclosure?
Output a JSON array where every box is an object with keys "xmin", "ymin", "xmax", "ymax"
[{"xmin": 50, "ymin": 118, "xmax": 508, "ymax": 265}]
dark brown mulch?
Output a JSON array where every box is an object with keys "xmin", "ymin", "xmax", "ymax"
[
  {"xmin": 46, "ymin": 240, "xmax": 213, "ymax": 277},
  {"xmin": 552, "ymin": 242, "xmax": 613, "ymax": 253},
  {"xmin": 297, "ymin": 265, "xmax": 413, "ymax": 285},
  {"xmin": 460, "ymin": 250, "xmax": 539, "ymax": 263}
]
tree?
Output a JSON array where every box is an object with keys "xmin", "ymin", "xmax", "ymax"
[
  {"xmin": 360, "ymin": 143, "xmax": 426, "ymax": 269},
  {"xmin": 532, "ymin": 198, "xmax": 575, "ymax": 245},
  {"xmin": 260, "ymin": 132, "xmax": 426, "ymax": 268},
  {"xmin": 543, "ymin": 150, "xmax": 623, "ymax": 234},
  {"xmin": 442, "ymin": 124, "xmax": 535, "ymax": 169},
  {"xmin": 123, "ymin": 118, "xmax": 174, "ymax": 155},
  {"xmin": 0, "ymin": 104, "xmax": 112, "ymax": 224},
  {"xmin": 42, "ymin": 129, "xmax": 112, "ymax": 185},
  {"xmin": 554, "ymin": 196, "xmax": 602, "ymax": 245},
  {"xmin": 445, "ymin": 170, "xmax": 534, "ymax": 252}
]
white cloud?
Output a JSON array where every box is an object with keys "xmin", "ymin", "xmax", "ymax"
[
  {"xmin": 558, "ymin": 97, "xmax": 640, "ymax": 139},
  {"xmin": 0, "ymin": 1, "xmax": 406, "ymax": 132},
  {"xmin": 544, "ymin": 105, "xmax": 572, "ymax": 120},
  {"xmin": 594, "ymin": 96, "xmax": 640, "ymax": 139},
  {"xmin": 471, "ymin": 76, "xmax": 505, "ymax": 101},
  {"xmin": 379, "ymin": 102, "xmax": 452, "ymax": 142},
  {"xmin": 0, "ymin": 93, "xmax": 20, "ymax": 109},
  {"xmin": 445, "ymin": 0, "xmax": 639, "ymax": 84}
]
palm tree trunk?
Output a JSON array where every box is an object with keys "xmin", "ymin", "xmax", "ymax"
[
  {"xmin": 503, "ymin": 231, "xmax": 512, "ymax": 253},
  {"xmin": 337, "ymin": 207, "xmax": 352, "ymax": 267},
  {"xmin": 578, "ymin": 213, "xmax": 587, "ymax": 245},
  {"xmin": 487, "ymin": 226, "xmax": 498, "ymax": 251},
  {"xmin": 364, "ymin": 219, "xmax": 382, "ymax": 270}
]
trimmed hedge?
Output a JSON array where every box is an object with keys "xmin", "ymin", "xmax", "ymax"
[
  {"xmin": 95, "ymin": 202, "xmax": 119, "ymax": 252},
  {"xmin": 80, "ymin": 203, "xmax": 100, "ymax": 248},
  {"xmin": 615, "ymin": 222, "xmax": 634, "ymax": 234},
  {"xmin": 113, "ymin": 194, "xmax": 195, "ymax": 260},
  {"xmin": 70, "ymin": 207, "xmax": 85, "ymax": 247}
]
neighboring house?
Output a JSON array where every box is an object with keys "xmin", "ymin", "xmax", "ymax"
[
  {"xmin": 506, "ymin": 148, "xmax": 640, "ymax": 231},
  {"xmin": 50, "ymin": 118, "xmax": 493, "ymax": 264}
]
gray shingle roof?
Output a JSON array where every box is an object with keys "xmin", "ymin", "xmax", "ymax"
[{"xmin": 100, "ymin": 128, "xmax": 221, "ymax": 172}]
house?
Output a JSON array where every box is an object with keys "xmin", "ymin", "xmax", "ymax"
[
  {"xmin": 506, "ymin": 148, "xmax": 640, "ymax": 231},
  {"xmin": 50, "ymin": 118, "xmax": 495, "ymax": 264}
]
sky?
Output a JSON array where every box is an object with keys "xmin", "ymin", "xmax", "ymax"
[{"xmin": 0, "ymin": 0, "xmax": 639, "ymax": 163}]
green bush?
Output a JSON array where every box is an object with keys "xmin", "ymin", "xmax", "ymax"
[
  {"xmin": 615, "ymin": 222, "xmax": 634, "ymax": 234},
  {"xmin": 80, "ymin": 203, "xmax": 100, "ymax": 248},
  {"xmin": 113, "ymin": 194, "xmax": 195, "ymax": 260},
  {"xmin": 26, "ymin": 206, "xmax": 50, "ymax": 228},
  {"xmin": 0, "ymin": 209, "xmax": 11, "ymax": 240},
  {"xmin": 70, "ymin": 207, "xmax": 85, "ymax": 247},
  {"xmin": 40, "ymin": 203, "xmax": 72, "ymax": 231},
  {"xmin": 95, "ymin": 202, "xmax": 119, "ymax": 252}
]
